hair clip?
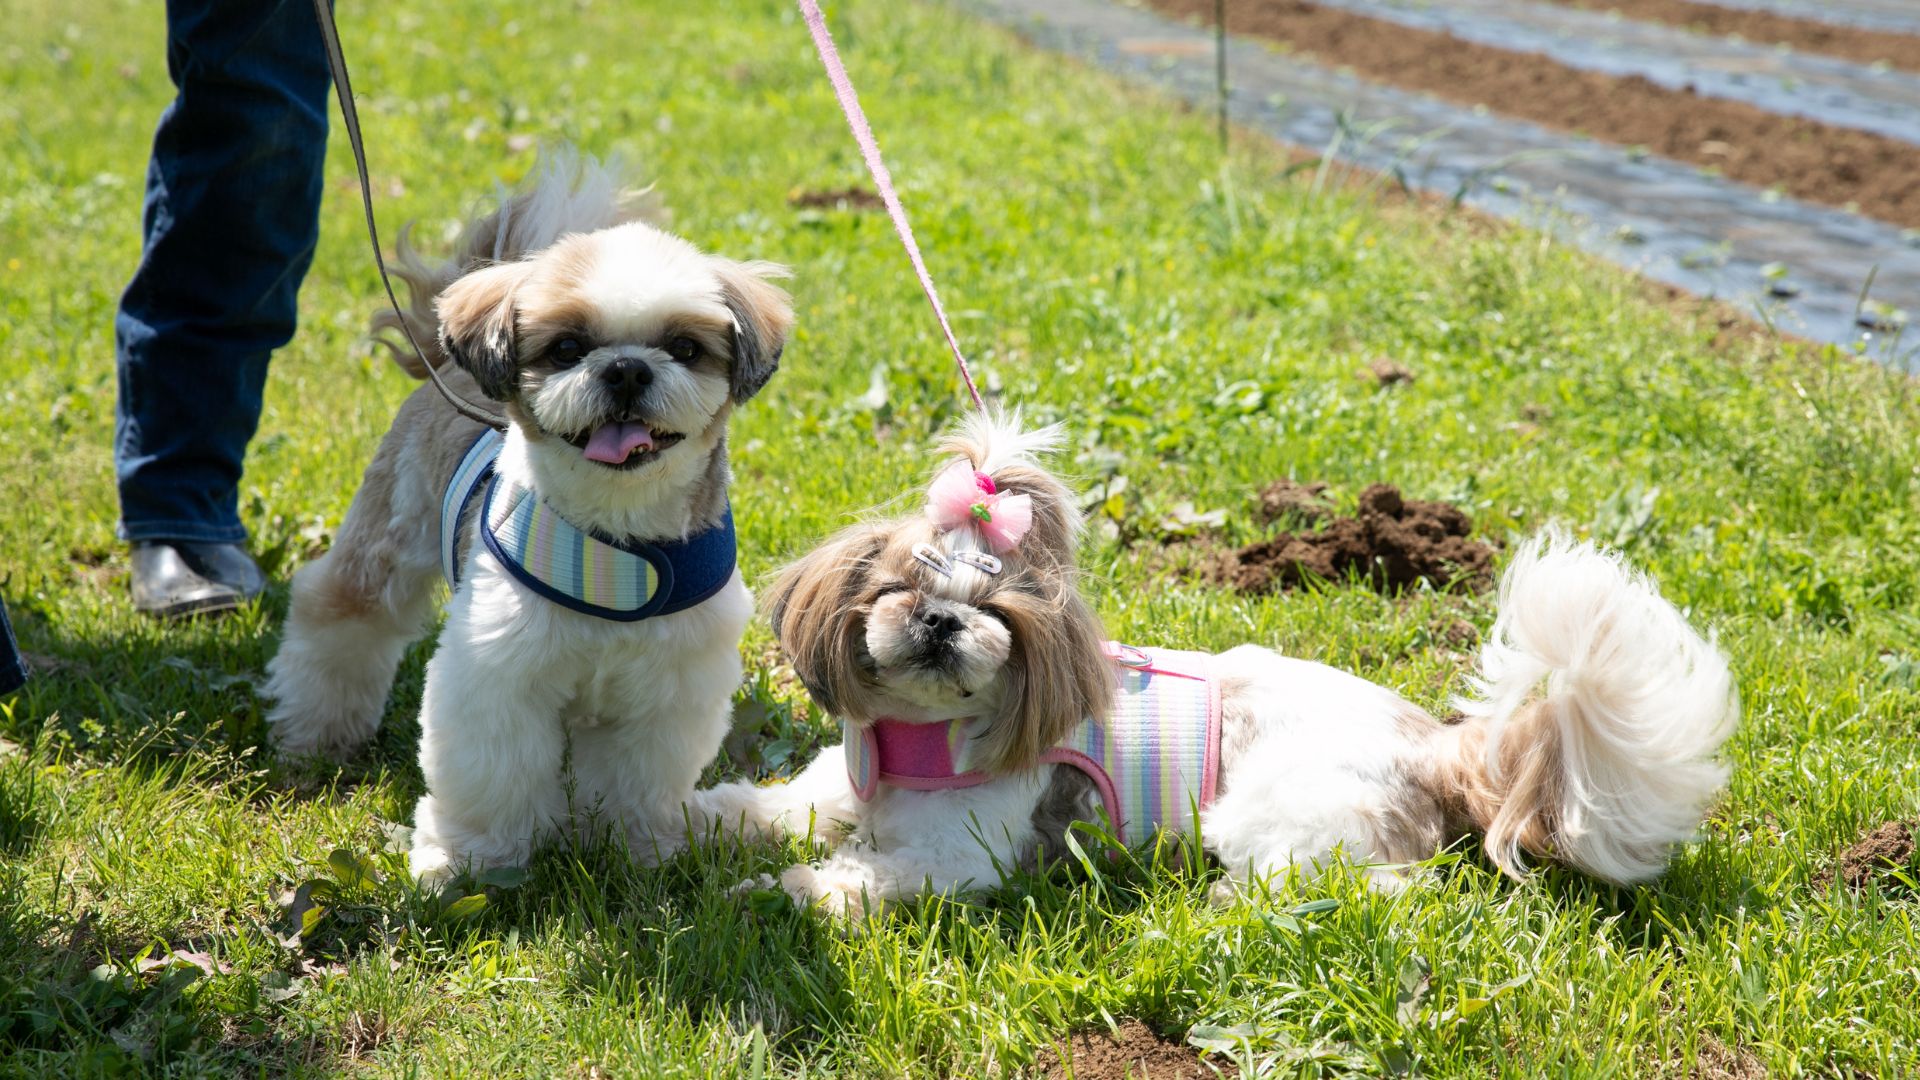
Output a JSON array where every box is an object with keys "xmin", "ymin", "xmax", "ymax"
[
  {"xmin": 911, "ymin": 543, "xmax": 954, "ymax": 578},
  {"xmin": 950, "ymin": 550, "xmax": 1003, "ymax": 576}
]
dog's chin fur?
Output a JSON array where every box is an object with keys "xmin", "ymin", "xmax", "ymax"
[
  {"xmin": 264, "ymin": 149, "xmax": 792, "ymax": 883},
  {"xmin": 691, "ymin": 411, "xmax": 1740, "ymax": 920},
  {"xmin": 505, "ymin": 412, "xmax": 731, "ymax": 542},
  {"xmin": 861, "ymin": 592, "xmax": 1012, "ymax": 710}
]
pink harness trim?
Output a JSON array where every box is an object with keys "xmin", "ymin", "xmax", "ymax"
[{"xmin": 845, "ymin": 645, "xmax": 1222, "ymax": 844}]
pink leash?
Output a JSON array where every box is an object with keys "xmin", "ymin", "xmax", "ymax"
[{"xmin": 795, "ymin": 0, "xmax": 986, "ymax": 412}]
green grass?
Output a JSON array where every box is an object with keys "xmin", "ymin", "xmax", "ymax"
[{"xmin": 4, "ymin": 0, "xmax": 1920, "ymax": 1074}]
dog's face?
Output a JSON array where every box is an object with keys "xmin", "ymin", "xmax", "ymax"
[
  {"xmin": 768, "ymin": 421, "xmax": 1116, "ymax": 772},
  {"xmin": 435, "ymin": 222, "xmax": 792, "ymax": 474}
]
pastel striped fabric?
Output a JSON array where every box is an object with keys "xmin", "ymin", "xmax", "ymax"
[
  {"xmin": 439, "ymin": 429, "xmax": 660, "ymax": 616},
  {"xmin": 485, "ymin": 484, "xmax": 657, "ymax": 613},
  {"xmin": 844, "ymin": 645, "xmax": 1221, "ymax": 847},
  {"xmin": 440, "ymin": 430, "xmax": 505, "ymax": 585},
  {"xmin": 1045, "ymin": 647, "xmax": 1219, "ymax": 844}
]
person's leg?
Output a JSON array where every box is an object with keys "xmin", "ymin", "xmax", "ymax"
[
  {"xmin": 116, "ymin": 0, "xmax": 329, "ymax": 612},
  {"xmin": 0, "ymin": 598, "xmax": 25, "ymax": 696}
]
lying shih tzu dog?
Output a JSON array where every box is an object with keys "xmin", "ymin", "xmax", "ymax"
[
  {"xmin": 264, "ymin": 150, "xmax": 793, "ymax": 883},
  {"xmin": 696, "ymin": 414, "xmax": 1738, "ymax": 914}
]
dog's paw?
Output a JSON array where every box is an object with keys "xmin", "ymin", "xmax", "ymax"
[
  {"xmin": 265, "ymin": 706, "xmax": 375, "ymax": 763},
  {"xmin": 780, "ymin": 863, "xmax": 882, "ymax": 925},
  {"xmin": 1207, "ymin": 879, "xmax": 1242, "ymax": 909},
  {"xmin": 623, "ymin": 822, "xmax": 689, "ymax": 868},
  {"xmin": 408, "ymin": 841, "xmax": 458, "ymax": 889},
  {"xmin": 728, "ymin": 873, "xmax": 778, "ymax": 899}
]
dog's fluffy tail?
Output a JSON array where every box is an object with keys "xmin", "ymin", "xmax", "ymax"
[
  {"xmin": 372, "ymin": 146, "xmax": 662, "ymax": 378},
  {"xmin": 1440, "ymin": 531, "xmax": 1737, "ymax": 884}
]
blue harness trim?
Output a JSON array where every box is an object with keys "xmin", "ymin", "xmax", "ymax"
[{"xmin": 439, "ymin": 430, "xmax": 736, "ymax": 622}]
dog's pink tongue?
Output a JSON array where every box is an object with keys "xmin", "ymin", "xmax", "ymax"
[{"xmin": 583, "ymin": 421, "xmax": 655, "ymax": 463}]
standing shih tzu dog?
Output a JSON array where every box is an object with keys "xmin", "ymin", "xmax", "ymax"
[
  {"xmin": 696, "ymin": 414, "xmax": 1738, "ymax": 914},
  {"xmin": 263, "ymin": 151, "xmax": 794, "ymax": 883}
]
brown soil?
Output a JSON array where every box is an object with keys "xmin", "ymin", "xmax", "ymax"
[
  {"xmin": 1149, "ymin": 0, "xmax": 1920, "ymax": 228},
  {"xmin": 1555, "ymin": 0, "xmax": 1920, "ymax": 75},
  {"xmin": 1816, "ymin": 820, "xmax": 1918, "ymax": 892},
  {"xmin": 1255, "ymin": 478, "xmax": 1333, "ymax": 525},
  {"xmin": 1214, "ymin": 483, "xmax": 1495, "ymax": 594},
  {"xmin": 1361, "ymin": 356, "xmax": 1416, "ymax": 386},
  {"xmin": 1033, "ymin": 1020, "xmax": 1217, "ymax": 1080},
  {"xmin": 1694, "ymin": 1032, "xmax": 1768, "ymax": 1080},
  {"xmin": 788, "ymin": 186, "xmax": 883, "ymax": 211}
]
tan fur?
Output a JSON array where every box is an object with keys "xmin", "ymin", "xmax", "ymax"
[
  {"xmin": 964, "ymin": 550, "xmax": 1110, "ymax": 773},
  {"xmin": 284, "ymin": 374, "xmax": 486, "ymax": 614},
  {"xmin": 373, "ymin": 161, "xmax": 663, "ymax": 377},
  {"xmin": 767, "ymin": 525, "xmax": 892, "ymax": 721},
  {"xmin": 1431, "ymin": 704, "xmax": 1566, "ymax": 878},
  {"xmin": 435, "ymin": 262, "xmax": 540, "ymax": 399},
  {"xmin": 712, "ymin": 260, "xmax": 797, "ymax": 345},
  {"xmin": 712, "ymin": 260, "xmax": 795, "ymax": 402},
  {"xmin": 1214, "ymin": 676, "xmax": 1262, "ymax": 769}
]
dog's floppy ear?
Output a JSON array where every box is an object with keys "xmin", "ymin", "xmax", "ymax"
[
  {"xmin": 714, "ymin": 259, "xmax": 794, "ymax": 403},
  {"xmin": 971, "ymin": 573, "xmax": 1114, "ymax": 774},
  {"xmin": 435, "ymin": 260, "xmax": 537, "ymax": 400},
  {"xmin": 767, "ymin": 523, "xmax": 888, "ymax": 719}
]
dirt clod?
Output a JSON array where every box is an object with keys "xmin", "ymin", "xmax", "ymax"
[
  {"xmin": 1216, "ymin": 483, "xmax": 1495, "ymax": 595},
  {"xmin": 1363, "ymin": 357, "xmax": 1416, "ymax": 386},
  {"xmin": 1256, "ymin": 478, "xmax": 1332, "ymax": 526},
  {"xmin": 1034, "ymin": 1020, "xmax": 1216, "ymax": 1080},
  {"xmin": 788, "ymin": 186, "xmax": 883, "ymax": 211},
  {"xmin": 1818, "ymin": 820, "xmax": 1917, "ymax": 893}
]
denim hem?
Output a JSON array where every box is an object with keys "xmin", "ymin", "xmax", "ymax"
[{"xmin": 119, "ymin": 520, "xmax": 250, "ymax": 545}]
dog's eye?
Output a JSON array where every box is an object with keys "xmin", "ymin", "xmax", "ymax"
[
  {"xmin": 874, "ymin": 582, "xmax": 912, "ymax": 601},
  {"xmin": 664, "ymin": 336, "xmax": 700, "ymax": 363},
  {"xmin": 979, "ymin": 604, "xmax": 1011, "ymax": 628},
  {"xmin": 551, "ymin": 337, "xmax": 586, "ymax": 367}
]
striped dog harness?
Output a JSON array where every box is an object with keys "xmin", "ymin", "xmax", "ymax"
[
  {"xmin": 845, "ymin": 645, "xmax": 1222, "ymax": 844},
  {"xmin": 439, "ymin": 430, "xmax": 736, "ymax": 621}
]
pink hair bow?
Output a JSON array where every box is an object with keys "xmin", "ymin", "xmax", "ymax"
[{"xmin": 926, "ymin": 463, "xmax": 1032, "ymax": 553}]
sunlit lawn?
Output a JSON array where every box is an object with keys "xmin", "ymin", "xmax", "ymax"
[{"xmin": 3, "ymin": 0, "xmax": 1918, "ymax": 1074}]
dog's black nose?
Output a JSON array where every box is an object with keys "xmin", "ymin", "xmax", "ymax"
[
  {"xmin": 600, "ymin": 356, "xmax": 654, "ymax": 404},
  {"xmin": 917, "ymin": 608, "xmax": 963, "ymax": 641}
]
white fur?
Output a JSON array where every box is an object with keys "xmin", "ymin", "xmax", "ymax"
[
  {"xmin": 406, "ymin": 432, "xmax": 752, "ymax": 883},
  {"xmin": 528, "ymin": 344, "xmax": 730, "ymax": 451},
  {"xmin": 265, "ymin": 151, "xmax": 767, "ymax": 885},
  {"xmin": 1455, "ymin": 531, "xmax": 1738, "ymax": 882}
]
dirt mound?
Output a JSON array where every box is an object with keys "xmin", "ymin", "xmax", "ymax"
[
  {"xmin": 1817, "ymin": 820, "xmax": 1917, "ymax": 892},
  {"xmin": 1361, "ymin": 357, "xmax": 1416, "ymax": 386},
  {"xmin": 1256, "ymin": 478, "xmax": 1332, "ymax": 525},
  {"xmin": 1215, "ymin": 483, "xmax": 1495, "ymax": 595},
  {"xmin": 1034, "ymin": 1020, "xmax": 1215, "ymax": 1080},
  {"xmin": 788, "ymin": 186, "xmax": 882, "ymax": 211}
]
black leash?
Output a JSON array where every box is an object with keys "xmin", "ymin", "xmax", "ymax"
[{"xmin": 310, "ymin": 0, "xmax": 508, "ymax": 431}]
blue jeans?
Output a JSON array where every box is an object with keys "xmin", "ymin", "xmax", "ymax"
[
  {"xmin": 1, "ymin": 599, "xmax": 23, "ymax": 695},
  {"xmin": 115, "ymin": 0, "xmax": 330, "ymax": 543}
]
